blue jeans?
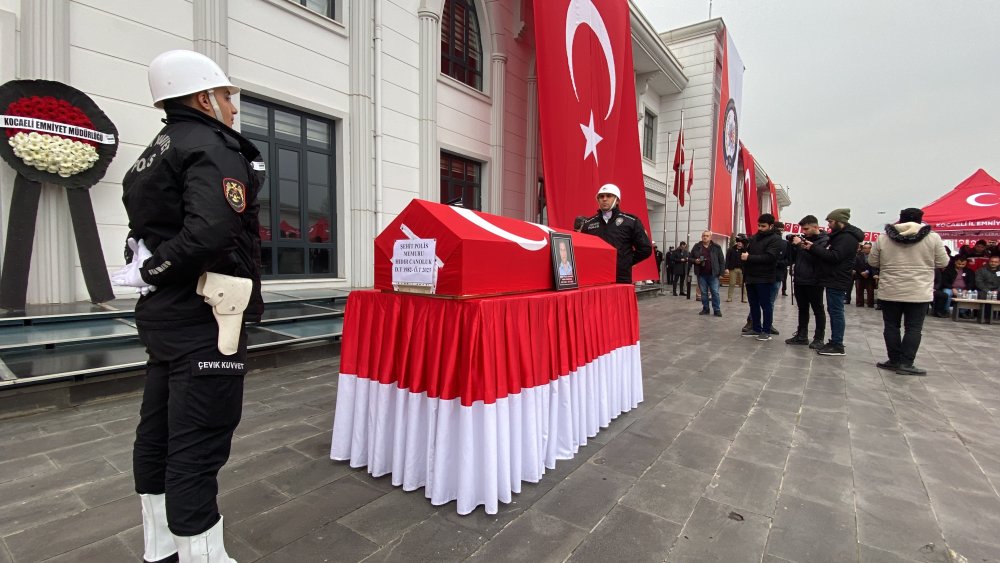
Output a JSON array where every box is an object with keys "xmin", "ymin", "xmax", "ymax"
[
  {"xmin": 698, "ymin": 275, "xmax": 721, "ymax": 312},
  {"xmin": 770, "ymin": 281, "xmax": 782, "ymax": 305},
  {"xmin": 747, "ymin": 282, "xmax": 774, "ymax": 333},
  {"xmin": 826, "ymin": 287, "xmax": 847, "ymax": 345}
]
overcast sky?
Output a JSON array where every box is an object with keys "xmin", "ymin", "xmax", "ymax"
[{"xmin": 633, "ymin": 0, "xmax": 1000, "ymax": 233}]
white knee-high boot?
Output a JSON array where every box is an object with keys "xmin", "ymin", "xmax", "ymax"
[
  {"xmin": 140, "ymin": 494, "xmax": 178, "ymax": 562},
  {"xmin": 173, "ymin": 515, "xmax": 237, "ymax": 563}
]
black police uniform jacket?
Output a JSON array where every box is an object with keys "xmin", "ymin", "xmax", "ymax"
[
  {"xmin": 582, "ymin": 207, "xmax": 653, "ymax": 283},
  {"xmin": 122, "ymin": 105, "xmax": 264, "ymax": 329}
]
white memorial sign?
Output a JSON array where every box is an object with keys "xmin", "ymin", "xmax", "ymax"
[{"xmin": 392, "ymin": 238, "xmax": 438, "ymax": 293}]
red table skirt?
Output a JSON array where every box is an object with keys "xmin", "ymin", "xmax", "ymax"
[{"xmin": 331, "ymin": 285, "xmax": 644, "ymax": 514}]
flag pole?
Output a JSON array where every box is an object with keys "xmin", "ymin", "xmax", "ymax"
[
  {"xmin": 659, "ymin": 131, "xmax": 671, "ymax": 294},
  {"xmin": 685, "ymin": 147, "xmax": 694, "ymax": 299}
]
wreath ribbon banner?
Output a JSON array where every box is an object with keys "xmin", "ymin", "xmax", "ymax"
[{"xmin": 1, "ymin": 115, "xmax": 117, "ymax": 144}]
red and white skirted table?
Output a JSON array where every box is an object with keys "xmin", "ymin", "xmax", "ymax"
[{"xmin": 330, "ymin": 284, "xmax": 643, "ymax": 514}]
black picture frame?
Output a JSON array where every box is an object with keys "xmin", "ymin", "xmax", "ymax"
[{"xmin": 550, "ymin": 232, "xmax": 578, "ymax": 291}]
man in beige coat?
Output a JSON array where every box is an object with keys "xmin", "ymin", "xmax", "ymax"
[{"xmin": 869, "ymin": 208, "xmax": 948, "ymax": 375}]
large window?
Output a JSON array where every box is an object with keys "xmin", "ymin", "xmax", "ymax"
[
  {"xmin": 643, "ymin": 109, "xmax": 657, "ymax": 161},
  {"xmin": 440, "ymin": 152, "xmax": 482, "ymax": 211},
  {"xmin": 241, "ymin": 98, "xmax": 337, "ymax": 279},
  {"xmin": 441, "ymin": 0, "xmax": 483, "ymax": 90},
  {"xmin": 297, "ymin": 0, "xmax": 333, "ymax": 19}
]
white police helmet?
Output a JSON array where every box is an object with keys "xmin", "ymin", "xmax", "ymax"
[
  {"xmin": 596, "ymin": 183, "xmax": 621, "ymax": 201},
  {"xmin": 148, "ymin": 50, "xmax": 239, "ymax": 108}
]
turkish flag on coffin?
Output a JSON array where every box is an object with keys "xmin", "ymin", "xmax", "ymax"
[
  {"xmin": 534, "ymin": 0, "xmax": 658, "ymax": 281},
  {"xmin": 374, "ymin": 199, "xmax": 617, "ymax": 296}
]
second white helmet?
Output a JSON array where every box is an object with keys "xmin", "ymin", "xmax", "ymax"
[{"xmin": 148, "ymin": 50, "xmax": 240, "ymax": 108}]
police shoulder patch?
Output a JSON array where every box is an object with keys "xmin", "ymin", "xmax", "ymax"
[{"xmin": 223, "ymin": 178, "xmax": 247, "ymax": 213}]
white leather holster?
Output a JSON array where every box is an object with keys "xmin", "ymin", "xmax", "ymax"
[{"xmin": 196, "ymin": 272, "xmax": 252, "ymax": 355}]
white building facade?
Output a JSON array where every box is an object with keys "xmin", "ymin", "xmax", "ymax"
[{"xmin": 0, "ymin": 0, "xmax": 765, "ymax": 305}]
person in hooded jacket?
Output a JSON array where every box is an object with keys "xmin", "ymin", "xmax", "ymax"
[
  {"xmin": 112, "ymin": 50, "xmax": 263, "ymax": 563},
  {"xmin": 869, "ymin": 208, "xmax": 948, "ymax": 375},
  {"xmin": 740, "ymin": 213, "xmax": 783, "ymax": 340},
  {"xmin": 786, "ymin": 215, "xmax": 828, "ymax": 348},
  {"xmin": 799, "ymin": 208, "xmax": 865, "ymax": 356}
]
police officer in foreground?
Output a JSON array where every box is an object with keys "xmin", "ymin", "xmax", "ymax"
[
  {"xmin": 111, "ymin": 49, "xmax": 264, "ymax": 563},
  {"xmin": 582, "ymin": 184, "xmax": 653, "ymax": 283}
]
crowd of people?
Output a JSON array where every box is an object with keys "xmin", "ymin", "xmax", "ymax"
[
  {"xmin": 571, "ymin": 184, "xmax": 997, "ymax": 377},
  {"xmin": 656, "ymin": 207, "xmax": 999, "ymax": 376}
]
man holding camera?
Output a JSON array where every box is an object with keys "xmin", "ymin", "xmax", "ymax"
[
  {"xmin": 799, "ymin": 208, "xmax": 865, "ymax": 356},
  {"xmin": 690, "ymin": 230, "xmax": 726, "ymax": 316},
  {"xmin": 787, "ymin": 216, "xmax": 828, "ymax": 349},
  {"xmin": 725, "ymin": 236, "xmax": 747, "ymax": 303}
]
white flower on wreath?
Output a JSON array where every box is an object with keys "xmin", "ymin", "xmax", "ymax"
[{"xmin": 8, "ymin": 131, "xmax": 99, "ymax": 177}]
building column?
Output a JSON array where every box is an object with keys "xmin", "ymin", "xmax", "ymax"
[
  {"xmin": 193, "ymin": 0, "xmax": 229, "ymax": 69},
  {"xmin": 488, "ymin": 53, "xmax": 506, "ymax": 215},
  {"xmin": 348, "ymin": 1, "xmax": 375, "ymax": 287},
  {"xmin": 523, "ymin": 75, "xmax": 538, "ymax": 222},
  {"xmin": 19, "ymin": 0, "xmax": 72, "ymax": 304},
  {"xmin": 417, "ymin": 8, "xmax": 440, "ymax": 203}
]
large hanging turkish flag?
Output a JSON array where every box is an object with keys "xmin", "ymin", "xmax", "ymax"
[{"xmin": 533, "ymin": 0, "xmax": 657, "ymax": 281}]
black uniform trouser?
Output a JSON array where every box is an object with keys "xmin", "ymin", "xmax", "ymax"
[
  {"xmin": 880, "ymin": 301, "xmax": 927, "ymax": 366},
  {"xmin": 794, "ymin": 284, "xmax": 826, "ymax": 340},
  {"xmin": 133, "ymin": 322, "xmax": 247, "ymax": 536}
]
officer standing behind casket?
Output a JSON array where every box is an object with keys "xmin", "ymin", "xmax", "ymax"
[
  {"xmin": 111, "ymin": 50, "xmax": 264, "ymax": 563},
  {"xmin": 582, "ymin": 184, "xmax": 653, "ymax": 283}
]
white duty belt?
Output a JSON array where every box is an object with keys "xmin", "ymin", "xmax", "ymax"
[{"xmin": 195, "ymin": 272, "xmax": 252, "ymax": 355}]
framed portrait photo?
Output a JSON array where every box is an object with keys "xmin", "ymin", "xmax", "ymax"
[{"xmin": 550, "ymin": 232, "xmax": 578, "ymax": 290}]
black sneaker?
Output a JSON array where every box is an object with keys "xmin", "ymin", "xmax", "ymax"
[
  {"xmin": 817, "ymin": 342, "xmax": 846, "ymax": 356},
  {"xmin": 699, "ymin": 309, "xmax": 710, "ymax": 315},
  {"xmin": 808, "ymin": 338, "xmax": 824, "ymax": 350},
  {"xmin": 741, "ymin": 329, "xmax": 758, "ymax": 337},
  {"xmin": 756, "ymin": 332, "xmax": 772, "ymax": 341},
  {"xmin": 769, "ymin": 327, "xmax": 780, "ymax": 335},
  {"xmin": 785, "ymin": 335, "xmax": 809, "ymax": 345},
  {"xmin": 714, "ymin": 311, "xmax": 723, "ymax": 317},
  {"xmin": 896, "ymin": 364, "xmax": 927, "ymax": 376},
  {"xmin": 876, "ymin": 360, "xmax": 900, "ymax": 370}
]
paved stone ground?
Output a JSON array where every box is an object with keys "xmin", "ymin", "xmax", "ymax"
[{"xmin": 2, "ymin": 294, "xmax": 1000, "ymax": 563}]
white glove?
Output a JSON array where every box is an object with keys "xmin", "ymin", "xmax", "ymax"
[{"xmin": 111, "ymin": 238, "xmax": 157, "ymax": 294}]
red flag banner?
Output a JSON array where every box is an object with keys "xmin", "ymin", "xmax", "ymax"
[
  {"xmin": 533, "ymin": 0, "xmax": 657, "ymax": 281},
  {"xmin": 709, "ymin": 29, "xmax": 744, "ymax": 236},
  {"xmin": 740, "ymin": 145, "xmax": 758, "ymax": 235},
  {"xmin": 672, "ymin": 126, "xmax": 685, "ymax": 206},
  {"xmin": 687, "ymin": 148, "xmax": 695, "ymax": 193}
]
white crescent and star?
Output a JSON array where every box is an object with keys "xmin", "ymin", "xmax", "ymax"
[
  {"xmin": 966, "ymin": 192, "xmax": 1000, "ymax": 207},
  {"xmin": 566, "ymin": 0, "xmax": 616, "ymax": 164}
]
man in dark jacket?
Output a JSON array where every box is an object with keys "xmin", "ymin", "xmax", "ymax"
[
  {"xmin": 112, "ymin": 49, "xmax": 263, "ymax": 561},
  {"xmin": 740, "ymin": 214, "xmax": 783, "ymax": 340},
  {"xmin": 690, "ymin": 230, "xmax": 726, "ymax": 316},
  {"xmin": 800, "ymin": 208, "xmax": 865, "ymax": 356},
  {"xmin": 787, "ymin": 215, "xmax": 828, "ymax": 348},
  {"xmin": 582, "ymin": 184, "xmax": 653, "ymax": 284},
  {"xmin": 670, "ymin": 243, "xmax": 690, "ymax": 296},
  {"xmin": 725, "ymin": 237, "xmax": 746, "ymax": 303},
  {"xmin": 854, "ymin": 242, "xmax": 878, "ymax": 308}
]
